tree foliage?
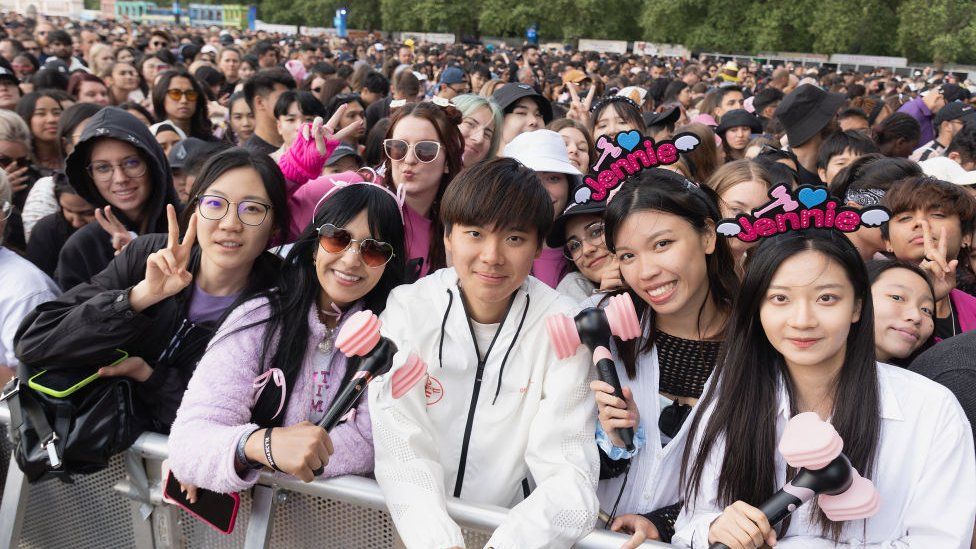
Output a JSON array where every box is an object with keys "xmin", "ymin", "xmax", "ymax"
[{"xmin": 255, "ymin": 0, "xmax": 976, "ymax": 64}]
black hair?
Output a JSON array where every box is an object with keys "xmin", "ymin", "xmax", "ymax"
[
  {"xmin": 590, "ymin": 95, "xmax": 645, "ymax": 139},
  {"xmin": 118, "ymin": 101, "xmax": 156, "ymax": 124},
  {"xmin": 873, "ymin": 112, "xmax": 920, "ymax": 148},
  {"xmin": 946, "ymin": 123, "xmax": 976, "ymax": 164},
  {"xmin": 242, "ymin": 67, "xmax": 296, "ymax": 111},
  {"xmin": 183, "ymin": 141, "xmax": 232, "ymax": 179},
  {"xmin": 325, "ymin": 93, "xmax": 365, "ymax": 119},
  {"xmin": 603, "ymin": 169, "xmax": 739, "ymax": 378},
  {"xmin": 662, "ymin": 80, "xmax": 688, "ymax": 104},
  {"xmin": 440, "ymin": 157, "xmax": 553, "ymax": 240},
  {"xmin": 245, "ymin": 184, "xmax": 406, "ymax": 425},
  {"xmin": 837, "ymin": 107, "xmax": 869, "ymax": 122},
  {"xmin": 15, "ymin": 90, "xmax": 63, "ymax": 148},
  {"xmin": 30, "ymin": 66, "xmax": 69, "ymax": 91},
  {"xmin": 816, "ymin": 130, "xmax": 880, "ymax": 170},
  {"xmin": 362, "ymin": 71, "xmax": 390, "ymax": 95},
  {"xmin": 46, "ymin": 29, "xmax": 71, "ymax": 46},
  {"xmin": 151, "ymin": 69, "xmax": 214, "ymax": 140},
  {"xmin": 56, "ymin": 102, "xmax": 102, "ymax": 144},
  {"xmin": 181, "ymin": 148, "xmax": 290, "ymax": 240},
  {"xmin": 363, "ymin": 117, "xmax": 391, "ymax": 168},
  {"xmin": 251, "ymin": 40, "xmax": 278, "ymax": 59},
  {"xmin": 682, "ymin": 229, "xmax": 880, "ymax": 541},
  {"xmin": 828, "ymin": 154, "xmax": 922, "ymax": 204},
  {"xmin": 273, "ymin": 90, "xmax": 327, "ymax": 119}
]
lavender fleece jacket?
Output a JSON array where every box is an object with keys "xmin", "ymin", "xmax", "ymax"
[{"xmin": 167, "ymin": 297, "xmax": 374, "ymax": 493}]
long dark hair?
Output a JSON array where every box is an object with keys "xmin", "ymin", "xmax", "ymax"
[
  {"xmin": 248, "ymin": 184, "xmax": 406, "ymax": 425},
  {"xmin": 603, "ymin": 169, "xmax": 739, "ymax": 378},
  {"xmin": 152, "ymin": 69, "xmax": 213, "ymax": 140},
  {"xmin": 681, "ymin": 229, "xmax": 881, "ymax": 540},
  {"xmin": 382, "ymin": 101, "xmax": 464, "ymax": 272}
]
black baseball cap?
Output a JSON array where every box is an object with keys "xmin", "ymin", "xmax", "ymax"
[
  {"xmin": 547, "ymin": 187, "xmax": 608, "ymax": 248},
  {"xmin": 642, "ymin": 106, "xmax": 680, "ymax": 128},
  {"xmin": 491, "ymin": 83, "xmax": 553, "ymax": 124},
  {"xmin": 935, "ymin": 101, "xmax": 976, "ymax": 126}
]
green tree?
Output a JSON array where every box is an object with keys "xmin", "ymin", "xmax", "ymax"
[
  {"xmin": 380, "ymin": 0, "xmax": 480, "ymax": 36},
  {"xmin": 897, "ymin": 0, "xmax": 973, "ymax": 64}
]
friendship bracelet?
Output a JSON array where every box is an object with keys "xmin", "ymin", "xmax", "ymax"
[{"xmin": 263, "ymin": 427, "xmax": 283, "ymax": 472}]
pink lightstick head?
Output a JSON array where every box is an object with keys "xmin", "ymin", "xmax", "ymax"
[
  {"xmin": 391, "ymin": 353, "xmax": 427, "ymax": 399},
  {"xmin": 605, "ymin": 293, "xmax": 641, "ymax": 341},
  {"xmin": 335, "ymin": 310, "xmax": 383, "ymax": 357},
  {"xmin": 545, "ymin": 293, "xmax": 642, "ymax": 360},
  {"xmin": 819, "ymin": 468, "xmax": 881, "ymax": 521},
  {"xmin": 546, "ymin": 314, "xmax": 582, "ymax": 360},
  {"xmin": 779, "ymin": 412, "xmax": 844, "ymax": 470}
]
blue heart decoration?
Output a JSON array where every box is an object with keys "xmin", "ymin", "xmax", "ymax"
[
  {"xmin": 616, "ymin": 131, "xmax": 641, "ymax": 152},
  {"xmin": 797, "ymin": 187, "xmax": 828, "ymax": 209}
]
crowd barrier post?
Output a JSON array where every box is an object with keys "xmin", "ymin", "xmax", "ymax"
[{"xmin": 0, "ymin": 458, "xmax": 27, "ymax": 547}]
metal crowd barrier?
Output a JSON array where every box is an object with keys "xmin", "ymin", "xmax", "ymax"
[{"xmin": 0, "ymin": 405, "xmax": 672, "ymax": 548}]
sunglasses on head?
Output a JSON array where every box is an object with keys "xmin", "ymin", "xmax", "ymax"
[
  {"xmin": 317, "ymin": 223, "xmax": 394, "ymax": 268},
  {"xmin": 383, "ymin": 139, "xmax": 441, "ymax": 163}
]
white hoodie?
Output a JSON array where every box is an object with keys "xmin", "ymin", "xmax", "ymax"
[{"xmin": 369, "ymin": 268, "xmax": 600, "ymax": 548}]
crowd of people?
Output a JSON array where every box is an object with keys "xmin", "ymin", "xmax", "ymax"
[{"xmin": 0, "ymin": 10, "xmax": 975, "ymax": 549}]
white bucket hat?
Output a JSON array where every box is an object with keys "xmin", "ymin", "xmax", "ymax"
[{"xmin": 920, "ymin": 156, "xmax": 976, "ymax": 186}]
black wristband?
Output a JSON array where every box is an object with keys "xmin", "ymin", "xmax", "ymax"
[{"xmin": 263, "ymin": 427, "xmax": 283, "ymax": 472}]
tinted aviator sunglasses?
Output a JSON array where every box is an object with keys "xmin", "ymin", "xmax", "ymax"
[
  {"xmin": 317, "ymin": 223, "xmax": 395, "ymax": 268},
  {"xmin": 166, "ymin": 89, "xmax": 199, "ymax": 101},
  {"xmin": 383, "ymin": 139, "xmax": 441, "ymax": 163}
]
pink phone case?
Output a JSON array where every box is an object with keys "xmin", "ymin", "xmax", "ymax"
[{"xmin": 161, "ymin": 462, "xmax": 240, "ymax": 535}]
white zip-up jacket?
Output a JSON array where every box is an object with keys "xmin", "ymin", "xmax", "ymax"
[{"xmin": 369, "ymin": 268, "xmax": 600, "ymax": 548}]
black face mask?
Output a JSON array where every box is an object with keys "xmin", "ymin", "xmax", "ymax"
[{"xmin": 658, "ymin": 400, "xmax": 692, "ymax": 439}]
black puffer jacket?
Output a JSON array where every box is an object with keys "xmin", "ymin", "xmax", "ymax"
[
  {"xmin": 15, "ymin": 234, "xmax": 281, "ymax": 433},
  {"xmin": 55, "ymin": 107, "xmax": 181, "ymax": 290}
]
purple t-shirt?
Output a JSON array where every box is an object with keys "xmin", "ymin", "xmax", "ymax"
[{"xmin": 187, "ymin": 284, "xmax": 241, "ymax": 324}]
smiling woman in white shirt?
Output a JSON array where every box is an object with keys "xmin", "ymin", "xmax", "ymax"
[{"xmin": 673, "ymin": 229, "xmax": 976, "ymax": 549}]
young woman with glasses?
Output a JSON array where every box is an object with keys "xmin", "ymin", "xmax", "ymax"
[
  {"xmin": 547, "ymin": 196, "xmax": 622, "ymax": 303},
  {"xmin": 151, "ymin": 69, "xmax": 214, "ymax": 141},
  {"xmin": 168, "ymin": 182, "xmax": 405, "ymax": 495},
  {"xmin": 15, "ymin": 148, "xmax": 286, "ymax": 436}
]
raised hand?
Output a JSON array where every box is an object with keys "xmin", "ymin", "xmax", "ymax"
[
  {"xmin": 6, "ymin": 163, "xmax": 29, "ymax": 194},
  {"xmin": 129, "ymin": 205, "xmax": 196, "ymax": 313},
  {"xmin": 95, "ymin": 205, "xmax": 133, "ymax": 255},
  {"xmin": 919, "ymin": 219, "xmax": 958, "ymax": 302},
  {"xmin": 566, "ymin": 82, "xmax": 596, "ymax": 126},
  {"xmin": 598, "ymin": 256, "xmax": 625, "ymax": 292},
  {"xmin": 279, "ymin": 106, "xmax": 364, "ymax": 184}
]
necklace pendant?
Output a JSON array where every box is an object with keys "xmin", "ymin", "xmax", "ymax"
[{"xmin": 317, "ymin": 336, "xmax": 333, "ymax": 354}]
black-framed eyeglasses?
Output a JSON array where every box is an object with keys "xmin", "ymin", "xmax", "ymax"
[
  {"xmin": 197, "ymin": 195, "xmax": 272, "ymax": 226},
  {"xmin": 87, "ymin": 156, "xmax": 147, "ymax": 182},
  {"xmin": 564, "ymin": 221, "xmax": 606, "ymax": 261},
  {"xmin": 317, "ymin": 223, "xmax": 394, "ymax": 268}
]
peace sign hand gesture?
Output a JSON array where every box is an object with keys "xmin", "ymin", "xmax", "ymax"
[
  {"xmin": 566, "ymin": 82, "xmax": 595, "ymax": 126},
  {"xmin": 279, "ymin": 106, "xmax": 365, "ymax": 185},
  {"xmin": 919, "ymin": 219, "xmax": 958, "ymax": 302},
  {"xmin": 129, "ymin": 205, "xmax": 197, "ymax": 313}
]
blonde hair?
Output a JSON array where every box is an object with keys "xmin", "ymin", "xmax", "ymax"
[
  {"xmin": 705, "ymin": 159, "xmax": 773, "ymax": 205},
  {"xmin": 0, "ymin": 109, "xmax": 31, "ymax": 151},
  {"xmin": 89, "ymin": 43, "xmax": 114, "ymax": 78}
]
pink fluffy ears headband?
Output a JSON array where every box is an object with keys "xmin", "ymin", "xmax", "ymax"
[
  {"xmin": 312, "ymin": 172, "xmax": 407, "ymax": 225},
  {"xmin": 717, "ymin": 183, "xmax": 891, "ymax": 243}
]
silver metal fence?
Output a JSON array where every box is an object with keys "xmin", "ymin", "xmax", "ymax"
[{"xmin": 0, "ymin": 405, "xmax": 672, "ymax": 548}]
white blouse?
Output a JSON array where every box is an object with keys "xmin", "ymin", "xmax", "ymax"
[{"xmin": 673, "ymin": 362, "xmax": 976, "ymax": 548}]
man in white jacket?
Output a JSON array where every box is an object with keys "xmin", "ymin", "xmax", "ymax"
[{"xmin": 369, "ymin": 158, "xmax": 600, "ymax": 548}]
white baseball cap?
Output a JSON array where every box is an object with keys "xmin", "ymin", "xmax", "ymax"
[
  {"xmin": 920, "ymin": 156, "xmax": 976, "ymax": 186},
  {"xmin": 503, "ymin": 130, "xmax": 582, "ymax": 181}
]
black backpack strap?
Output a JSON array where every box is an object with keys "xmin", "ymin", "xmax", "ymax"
[{"xmin": 2, "ymin": 378, "xmax": 60, "ymax": 468}]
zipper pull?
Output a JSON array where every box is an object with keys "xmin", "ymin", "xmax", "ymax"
[{"xmin": 43, "ymin": 433, "xmax": 61, "ymax": 469}]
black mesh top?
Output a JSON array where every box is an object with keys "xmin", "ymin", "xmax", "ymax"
[{"xmin": 655, "ymin": 331, "xmax": 722, "ymax": 398}]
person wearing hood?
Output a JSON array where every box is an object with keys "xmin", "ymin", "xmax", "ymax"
[
  {"xmin": 369, "ymin": 158, "xmax": 599, "ymax": 549},
  {"xmin": 15, "ymin": 148, "xmax": 286, "ymax": 433},
  {"xmin": 54, "ymin": 107, "xmax": 181, "ymax": 290}
]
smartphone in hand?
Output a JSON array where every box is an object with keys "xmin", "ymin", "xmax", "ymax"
[{"xmin": 162, "ymin": 463, "xmax": 240, "ymax": 535}]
